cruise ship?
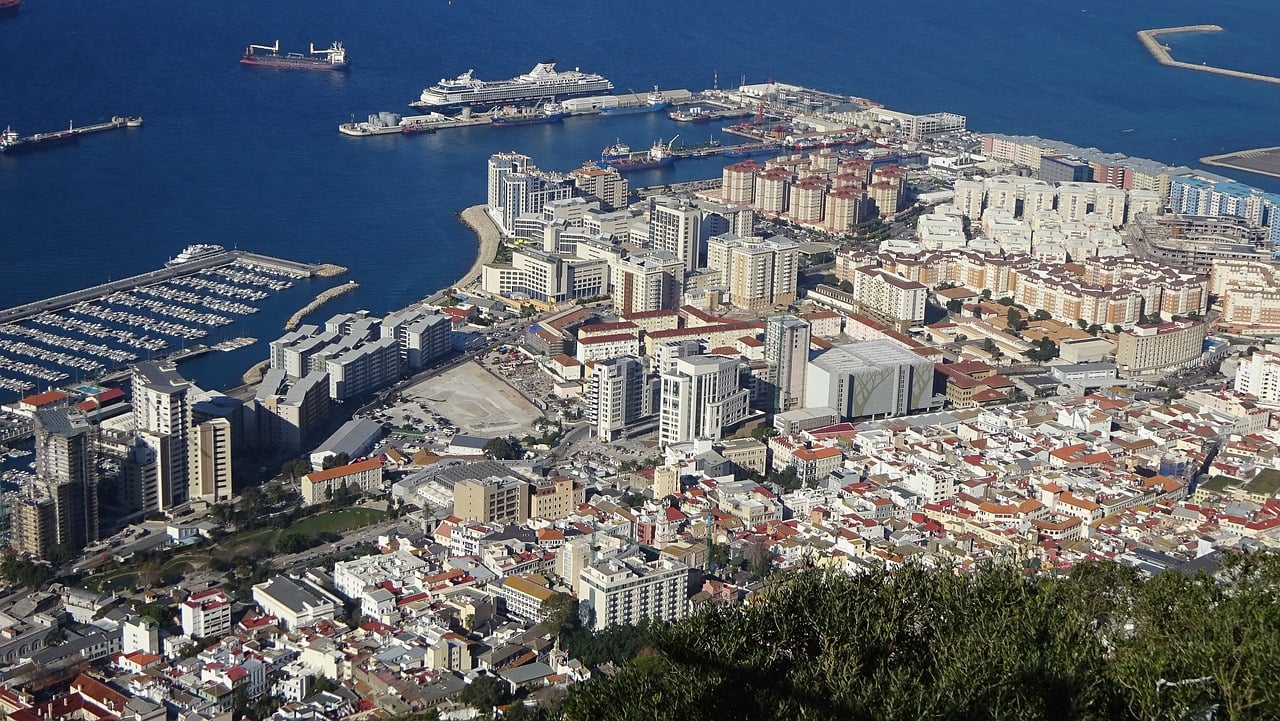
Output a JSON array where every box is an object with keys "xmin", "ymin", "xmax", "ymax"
[
  {"xmin": 166, "ymin": 244, "xmax": 226, "ymax": 266},
  {"xmin": 410, "ymin": 61, "xmax": 613, "ymax": 112}
]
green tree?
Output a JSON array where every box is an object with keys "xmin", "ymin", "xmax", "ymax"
[
  {"xmin": 540, "ymin": 592, "xmax": 577, "ymax": 639},
  {"xmin": 482, "ymin": 436, "xmax": 522, "ymax": 460},
  {"xmin": 321, "ymin": 452, "xmax": 350, "ymax": 470},
  {"xmin": 281, "ymin": 458, "xmax": 310, "ymax": 480},
  {"xmin": 461, "ymin": 676, "xmax": 510, "ymax": 716},
  {"xmin": 1031, "ymin": 309, "xmax": 1051, "ymax": 321},
  {"xmin": 945, "ymin": 298, "xmax": 963, "ymax": 314}
]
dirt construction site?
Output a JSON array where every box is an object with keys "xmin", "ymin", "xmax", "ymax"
[{"xmin": 402, "ymin": 360, "xmax": 542, "ymax": 438}]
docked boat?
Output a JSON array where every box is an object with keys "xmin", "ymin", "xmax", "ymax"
[
  {"xmin": 600, "ymin": 140, "xmax": 632, "ymax": 162},
  {"xmin": 166, "ymin": 244, "xmax": 226, "ymax": 266},
  {"xmin": 0, "ymin": 0, "xmax": 19, "ymax": 15},
  {"xmin": 491, "ymin": 103, "xmax": 566, "ymax": 127},
  {"xmin": 241, "ymin": 41, "xmax": 349, "ymax": 71},
  {"xmin": 410, "ymin": 60, "xmax": 612, "ymax": 112},
  {"xmin": 599, "ymin": 137, "xmax": 676, "ymax": 173},
  {"xmin": 669, "ymin": 106, "xmax": 714, "ymax": 123},
  {"xmin": 600, "ymin": 86, "xmax": 670, "ymax": 115}
]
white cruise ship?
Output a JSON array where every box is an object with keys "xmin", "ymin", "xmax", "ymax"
[
  {"xmin": 166, "ymin": 244, "xmax": 226, "ymax": 266},
  {"xmin": 410, "ymin": 61, "xmax": 613, "ymax": 111}
]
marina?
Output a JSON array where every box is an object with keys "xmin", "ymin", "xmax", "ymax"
[{"xmin": 0, "ymin": 252, "xmax": 335, "ymax": 401}]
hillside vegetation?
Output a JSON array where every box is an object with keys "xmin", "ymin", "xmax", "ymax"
[{"xmin": 564, "ymin": 554, "xmax": 1280, "ymax": 721}]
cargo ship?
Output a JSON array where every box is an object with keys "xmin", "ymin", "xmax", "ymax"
[
  {"xmin": 166, "ymin": 244, "xmax": 226, "ymax": 267},
  {"xmin": 598, "ymin": 137, "xmax": 676, "ymax": 173},
  {"xmin": 599, "ymin": 86, "xmax": 670, "ymax": 115},
  {"xmin": 241, "ymin": 41, "xmax": 349, "ymax": 71},
  {"xmin": 490, "ymin": 102, "xmax": 566, "ymax": 127},
  {"xmin": 1, "ymin": 125, "xmax": 77, "ymax": 155},
  {"xmin": 410, "ymin": 61, "xmax": 612, "ymax": 112}
]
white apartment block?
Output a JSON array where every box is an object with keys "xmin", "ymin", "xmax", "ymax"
[
  {"xmin": 649, "ymin": 197, "xmax": 701, "ymax": 273},
  {"xmin": 1235, "ymin": 350, "xmax": 1280, "ymax": 405},
  {"xmin": 180, "ymin": 588, "xmax": 232, "ymax": 639},
  {"xmin": 578, "ymin": 555, "xmax": 689, "ymax": 632},
  {"xmin": 659, "ymin": 355, "xmax": 750, "ymax": 446}
]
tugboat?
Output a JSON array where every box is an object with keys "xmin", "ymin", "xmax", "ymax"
[{"xmin": 241, "ymin": 41, "xmax": 349, "ymax": 71}]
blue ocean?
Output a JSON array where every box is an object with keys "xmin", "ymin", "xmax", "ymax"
[{"xmin": 2, "ymin": 0, "xmax": 1279, "ymax": 392}]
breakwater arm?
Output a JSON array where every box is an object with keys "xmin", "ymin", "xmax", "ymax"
[
  {"xmin": 284, "ymin": 281, "xmax": 358, "ymax": 331},
  {"xmin": 1137, "ymin": 25, "xmax": 1280, "ymax": 85}
]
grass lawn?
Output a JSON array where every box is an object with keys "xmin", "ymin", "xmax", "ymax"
[{"xmin": 288, "ymin": 507, "xmax": 384, "ymax": 537}]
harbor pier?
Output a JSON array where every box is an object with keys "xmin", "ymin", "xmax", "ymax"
[{"xmin": 1137, "ymin": 25, "xmax": 1280, "ymax": 85}]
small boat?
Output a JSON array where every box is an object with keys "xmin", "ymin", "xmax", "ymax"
[{"xmin": 126, "ymin": 117, "xmax": 144, "ymax": 128}]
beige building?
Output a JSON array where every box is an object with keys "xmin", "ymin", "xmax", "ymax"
[
  {"xmin": 722, "ymin": 160, "xmax": 762, "ymax": 204},
  {"xmin": 529, "ymin": 476, "xmax": 583, "ymax": 520},
  {"xmin": 610, "ymin": 251, "xmax": 684, "ymax": 316},
  {"xmin": 452, "ymin": 475, "xmax": 530, "ymax": 524},
  {"xmin": 569, "ymin": 164, "xmax": 628, "ymax": 211},
  {"xmin": 706, "ymin": 234, "xmax": 799, "ymax": 311},
  {"xmin": 851, "ymin": 265, "xmax": 927, "ymax": 330},
  {"xmin": 1115, "ymin": 319, "xmax": 1207, "ymax": 378},
  {"xmin": 754, "ymin": 167, "xmax": 790, "ymax": 214},
  {"xmin": 788, "ymin": 176, "xmax": 826, "ymax": 222},
  {"xmin": 300, "ymin": 458, "xmax": 384, "ymax": 505},
  {"xmin": 190, "ymin": 417, "xmax": 232, "ymax": 503}
]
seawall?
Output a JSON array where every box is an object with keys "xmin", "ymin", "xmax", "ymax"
[{"xmin": 1137, "ymin": 25, "xmax": 1280, "ymax": 85}]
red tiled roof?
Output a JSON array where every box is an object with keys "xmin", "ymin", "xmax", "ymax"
[{"xmin": 304, "ymin": 458, "xmax": 382, "ymax": 483}]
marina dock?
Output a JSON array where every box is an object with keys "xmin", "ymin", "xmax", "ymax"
[
  {"xmin": 1137, "ymin": 25, "xmax": 1280, "ymax": 85},
  {"xmin": 0, "ymin": 251, "xmax": 341, "ymax": 400},
  {"xmin": 0, "ymin": 251, "xmax": 326, "ymax": 326}
]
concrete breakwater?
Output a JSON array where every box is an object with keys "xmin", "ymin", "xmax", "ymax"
[
  {"xmin": 1137, "ymin": 25, "xmax": 1280, "ymax": 85},
  {"xmin": 284, "ymin": 281, "xmax": 359, "ymax": 331}
]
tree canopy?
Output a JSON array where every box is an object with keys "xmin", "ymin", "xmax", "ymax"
[{"xmin": 563, "ymin": 555, "xmax": 1280, "ymax": 721}]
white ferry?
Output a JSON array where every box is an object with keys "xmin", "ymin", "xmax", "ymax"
[{"xmin": 166, "ymin": 244, "xmax": 226, "ymax": 267}]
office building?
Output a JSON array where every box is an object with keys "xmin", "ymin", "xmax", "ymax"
[
  {"xmin": 1235, "ymin": 350, "xmax": 1280, "ymax": 405},
  {"xmin": 659, "ymin": 355, "xmax": 751, "ymax": 446},
  {"xmin": 764, "ymin": 315, "xmax": 811, "ymax": 412},
  {"xmin": 585, "ymin": 356, "xmax": 655, "ymax": 442}
]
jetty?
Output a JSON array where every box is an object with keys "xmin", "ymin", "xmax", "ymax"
[
  {"xmin": 1137, "ymin": 25, "xmax": 1280, "ymax": 85},
  {"xmin": 284, "ymin": 281, "xmax": 358, "ymax": 331}
]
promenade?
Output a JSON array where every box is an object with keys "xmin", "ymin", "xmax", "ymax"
[
  {"xmin": 456, "ymin": 205, "xmax": 501, "ymax": 289},
  {"xmin": 1137, "ymin": 25, "xmax": 1280, "ymax": 85}
]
